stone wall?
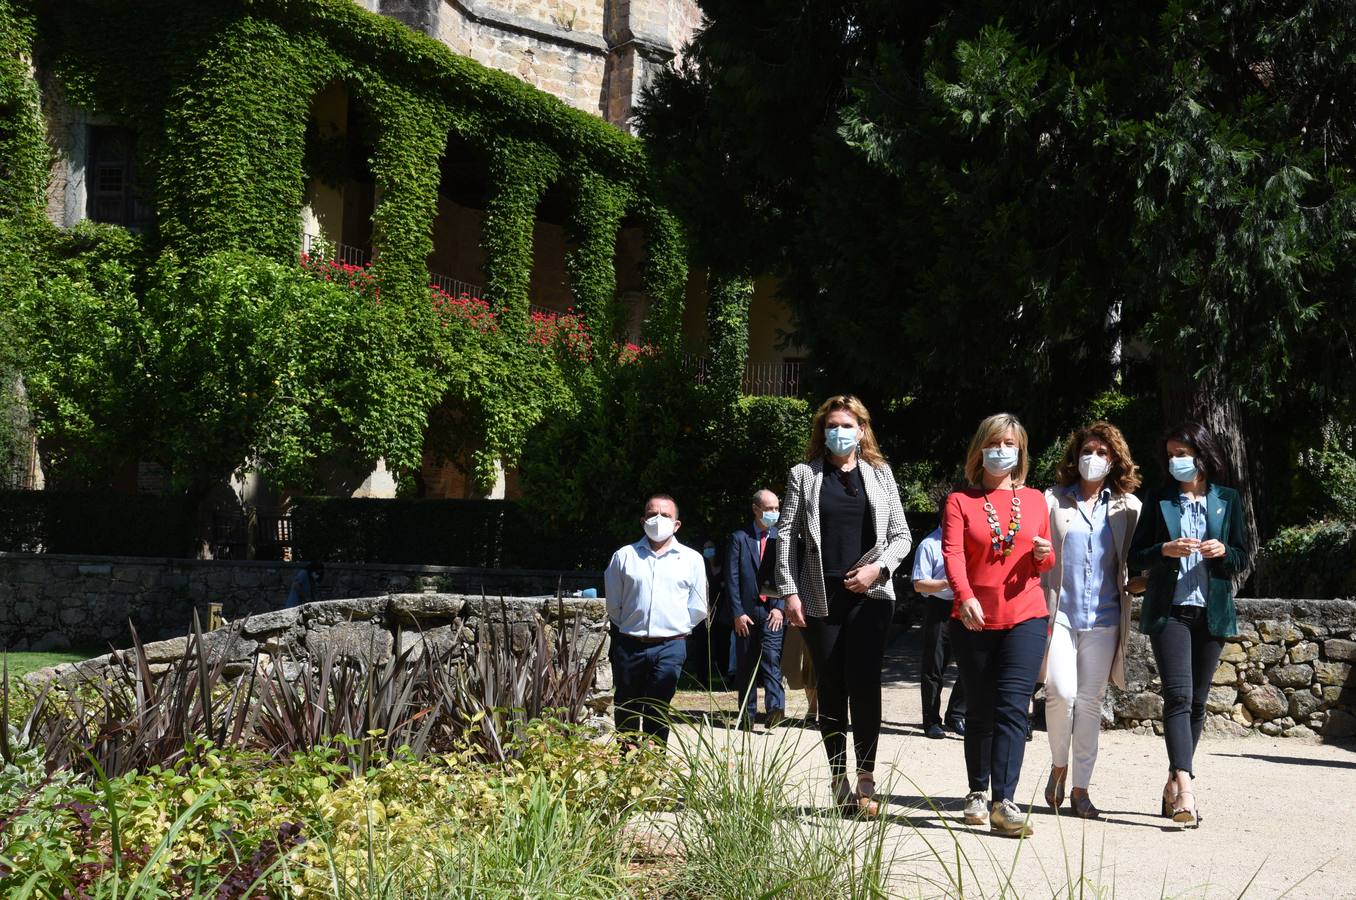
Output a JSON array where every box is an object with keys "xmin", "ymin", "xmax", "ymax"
[
  {"xmin": 1109, "ymin": 598, "xmax": 1356, "ymax": 741},
  {"xmin": 33, "ymin": 592, "xmax": 615, "ymax": 696},
  {"xmin": 380, "ymin": 0, "xmax": 701, "ymax": 129},
  {"xmin": 0, "ymin": 552, "xmax": 602, "ymax": 651}
]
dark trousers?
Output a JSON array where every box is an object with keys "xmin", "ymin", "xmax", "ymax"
[
  {"xmin": 950, "ymin": 615, "xmax": 1048, "ymax": 803},
  {"xmin": 610, "ymin": 632, "xmax": 687, "ymax": 743},
  {"xmin": 804, "ymin": 587, "xmax": 893, "ymax": 778},
  {"xmin": 920, "ymin": 596, "xmax": 967, "ymax": 728},
  {"xmin": 1149, "ymin": 606, "xmax": 1224, "ymax": 777},
  {"xmin": 734, "ymin": 605, "xmax": 786, "ymax": 721}
]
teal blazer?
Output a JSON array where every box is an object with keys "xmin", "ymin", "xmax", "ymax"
[{"xmin": 1129, "ymin": 483, "xmax": 1250, "ymax": 638}]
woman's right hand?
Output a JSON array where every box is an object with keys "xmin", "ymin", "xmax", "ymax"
[
  {"xmin": 784, "ymin": 593, "xmax": 806, "ymax": 628},
  {"xmin": 957, "ymin": 597, "xmax": 985, "ymax": 631},
  {"xmin": 1161, "ymin": 537, "xmax": 1200, "ymax": 559}
]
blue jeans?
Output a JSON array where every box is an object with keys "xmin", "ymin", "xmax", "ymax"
[
  {"xmin": 950, "ymin": 615, "xmax": 1048, "ymax": 803},
  {"xmin": 734, "ymin": 604, "xmax": 785, "ymax": 722},
  {"xmin": 610, "ymin": 631, "xmax": 688, "ymax": 743}
]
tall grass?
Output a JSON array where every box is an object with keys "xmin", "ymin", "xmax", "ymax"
[{"xmin": 651, "ymin": 714, "xmax": 903, "ymax": 899}]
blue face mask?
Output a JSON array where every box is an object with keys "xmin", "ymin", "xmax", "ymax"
[
  {"xmin": 982, "ymin": 446, "xmax": 1019, "ymax": 476},
  {"xmin": 825, "ymin": 426, "xmax": 859, "ymax": 457},
  {"xmin": 702, "ymin": 546, "xmax": 717, "ymax": 560},
  {"xmin": 1169, "ymin": 455, "xmax": 1199, "ymax": 483},
  {"xmin": 760, "ymin": 510, "xmax": 779, "ymax": 528}
]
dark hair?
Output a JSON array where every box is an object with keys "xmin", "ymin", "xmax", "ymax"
[
  {"xmin": 644, "ymin": 493, "xmax": 680, "ymax": 519},
  {"xmin": 1162, "ymin": 421, "xmax": 1229, "ymax": 483}
]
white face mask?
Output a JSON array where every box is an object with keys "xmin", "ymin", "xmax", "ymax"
[
  {"xmin": 1078, "ymin": 453, "xmax": 1111, "ymax": 482},
  {"xmin": 982, "ymin": 447, "xmax": 1019, "ymax": 476},
  {"xmin": 644, "ymin": 514, "xmax": 675, "ymax": 543}
]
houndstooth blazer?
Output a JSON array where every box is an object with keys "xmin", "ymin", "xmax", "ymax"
[{"xmin": 775, "ymin": 456, "xmax": 913, "ymax": 618}]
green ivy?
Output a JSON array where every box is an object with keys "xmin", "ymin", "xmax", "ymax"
[
  {"xmin": 10, "ymin": 0, "xmax": 693, "ymax": 492},
  {"xmin": 566, "ymin": 168, "xmax": 631, "ymax": 341},
  {"xmin": 0, "ymin": 0, "xmax": 44, "ymax": 222},
  {"xmin": 704, "ymin": 272, "xmax": 754, "ymax": 403}
]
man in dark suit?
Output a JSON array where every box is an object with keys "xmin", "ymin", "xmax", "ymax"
[{"xmin": 726, "ymin": 488, "xmax": 786, "ymax": 730}]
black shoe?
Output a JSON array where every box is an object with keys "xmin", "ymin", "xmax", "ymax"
[
  {"xmin": 925, "ymin": 723, "xmax": 946, "ymax": 740},
  {"xmin": 765, "ymin": 708, "xmax": 785, "ymax": 729},
  {"xmin": 945, "ymin": 718, "xmax": 966, "ymax": 736},
  {"xmin": 736, "ymin": 716, "xmax": 754, "ymax": 732}
]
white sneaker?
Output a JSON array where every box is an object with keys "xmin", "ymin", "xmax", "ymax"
[
  {"xmin": 963, "ymin": 791, "xmax": 988, "ymax": 825},
  {"xmin": 990, "ymin": 798, "xmax": 1034, "ymax": 838}
]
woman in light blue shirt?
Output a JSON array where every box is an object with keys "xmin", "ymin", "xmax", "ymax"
[
  {"xmin": 1041, "ymin": 422, "xmax": 1141, "ymax": 819},
  {"xmin": 1129, "ymin": 421, "xmax": 1249, "ymax": 829}
]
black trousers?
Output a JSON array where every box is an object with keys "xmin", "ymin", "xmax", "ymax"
[
  {"xmin": 1149, "ymin": 605, "xmax": 1224, "ymax": 777},
  {"xmin": 920, "ymin": 595, "xmax": 967, "ymax": 728},
  {"xmin": 804, "ymin": 586, "xmax": 893, "ymax": 778},
  {"xmin": 950, "ymin": 616, "xmax": 1048, "ymax": 803}
]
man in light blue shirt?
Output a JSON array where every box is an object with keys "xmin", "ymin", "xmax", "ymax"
[
  {"xmin": 604, "ymin": 494, "xmax": 707, "ymax": 743},
  {"xmin": 911, "ymin": 526, "xmax": 966, "ymax": 739}
]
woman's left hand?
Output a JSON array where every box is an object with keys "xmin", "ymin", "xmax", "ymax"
[
  {"xmin": 843, "ymin": 563, "xmax": 882, "ymax": 594},
  {"xmin": 1198, "ymin": 539, "xmax": 1226, "ymax": 559},
  {"xmin": 1032, "ymin": 535, "xmax": 1052, "ymax": 563}
]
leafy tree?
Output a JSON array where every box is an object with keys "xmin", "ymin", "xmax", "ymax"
[{"xmin": 639, "ymin": 0, "xmax": 1356, "ymax": 556}]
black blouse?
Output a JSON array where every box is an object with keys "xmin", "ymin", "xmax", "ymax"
[{"xmin": 818, "ymin": 465, "xmax": 876, "ymax": 580}]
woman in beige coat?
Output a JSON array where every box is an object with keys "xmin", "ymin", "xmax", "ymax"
[{"xmin": 1040, "ymin": 422, "xmax": 1142, "ymax": 818}]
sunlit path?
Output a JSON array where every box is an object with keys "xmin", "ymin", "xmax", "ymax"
[{"xmin": 671, "ymin": 626, "xmax": 1356, "ymax": 899}]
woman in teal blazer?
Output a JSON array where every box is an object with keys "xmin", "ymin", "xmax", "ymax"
[{"xmin": 1129, "ymin": 421, "xmax": 1249, "ymax": 828}]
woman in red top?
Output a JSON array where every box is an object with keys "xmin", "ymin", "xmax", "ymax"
[{"xmin": 943, "ymin": 413, "xmax": 1054, "ymax": 838}]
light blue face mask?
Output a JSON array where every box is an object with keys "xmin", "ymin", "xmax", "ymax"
[
  {"xmin": 760, "ymin": 510, "xmax": 780, "ymax": 528},
  {"xmin": 825, "ymin": 426, "xmax": 859, "ymax": 457},
  {"xmin": 982, "ymin": 446, "xmax": 1019, "ymax": 476},
  {"xmin": 1169, "ymin": 455, "xmax": 1199, "ymax": 483}
]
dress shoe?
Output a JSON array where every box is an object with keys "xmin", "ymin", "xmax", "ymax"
[
  {"xmin": 945, "ymin": 717, "xmax": 966, "ymax": 735},
  {"xmin": 764, "ymin": 708, "xmax": 785, "ymax": 729},
  {"xmin": 924, "ymin": 723, "xmax": 946, "ymax": 739}
]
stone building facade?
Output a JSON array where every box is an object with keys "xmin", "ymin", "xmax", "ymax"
[
  {"xmin": 35, "ymin": 0, "xmax": 804, "ymax": 504},
  {"xmin": 378, "ymin": 0, "xmax": 701, "ymax": 130}
]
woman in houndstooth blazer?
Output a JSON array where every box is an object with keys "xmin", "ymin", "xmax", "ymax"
[{"xmin": 776, "ymin": 395, "xmax": 912, "ymax": 817}]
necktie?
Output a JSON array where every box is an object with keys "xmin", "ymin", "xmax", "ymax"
[{"xmin": 758, "ymin": 532, "xmax": 768, "ymax": 603}]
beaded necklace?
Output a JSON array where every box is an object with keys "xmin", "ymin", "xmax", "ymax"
[{"xmin": 983, "ymin": 487, "xmax": 1022, "ymax": 557}]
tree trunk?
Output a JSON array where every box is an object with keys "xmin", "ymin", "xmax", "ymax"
[{"xmin": 1156, "ymin": 358, "xmax": 1260, "ymax": 591}]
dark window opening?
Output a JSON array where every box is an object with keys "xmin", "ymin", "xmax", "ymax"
[{"xmin": 86, "ymin": 126, "xmax": 150, "ymax": 230}]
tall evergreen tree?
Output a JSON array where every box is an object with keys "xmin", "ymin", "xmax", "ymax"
[{"xmin": 639, "ymin": 1, "xmax": 1356, "ymax": 556}]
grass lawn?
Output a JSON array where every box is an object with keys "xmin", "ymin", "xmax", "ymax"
[{"xmin": 3, "ymin": 650, "xmax": 91, "ymax": 679}]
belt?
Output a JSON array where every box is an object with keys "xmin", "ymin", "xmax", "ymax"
[{"xmin": 617, "ymin": 631, "xmax": 689, "ymax": 644}]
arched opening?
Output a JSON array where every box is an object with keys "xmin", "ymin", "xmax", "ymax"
[
  {"xmin": 299, "ymin": 81, "xmax": 377, "ymax": 267},
  {"xmin": 427, "ymin": 129, "xmax": 492, "ymax": 298},
  {"xmin": 529, "ymin": 177, "xmax": 574, "ymax": 314}
]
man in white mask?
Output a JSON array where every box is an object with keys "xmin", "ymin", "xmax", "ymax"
[{"xmin": 604, "ymin": 494, "xmax": 708, "ymax": 744}]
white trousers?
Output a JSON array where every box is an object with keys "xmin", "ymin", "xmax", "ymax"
[{"xmin": 1045, "ymin": 622, "xmax": 1118, "ymax": 788}]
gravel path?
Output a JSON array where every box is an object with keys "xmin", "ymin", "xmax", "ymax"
[{"xmin": 670, "ymin": 624, "xmax": 1356, "ymax": 899}]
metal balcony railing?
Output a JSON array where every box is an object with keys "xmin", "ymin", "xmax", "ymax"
[
  {"xmin": 681, "ymin": 354, "xmax": 802, "ymax": 397},
  {"xmin": 301, "ymin": 233, "xmax": 368, "ymax": 267}
]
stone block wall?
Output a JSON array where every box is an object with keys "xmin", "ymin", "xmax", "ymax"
[
  {"xmin": 1109, "ymin": 598, "xmax": 1356, "ymax": 741},
  {"xmin": 0, "ymin": 552, "xmax": 602, "ymax": 651},
  {"xmin": 33, "ymin": 592, "xmax": 616, "ymax": 696}
]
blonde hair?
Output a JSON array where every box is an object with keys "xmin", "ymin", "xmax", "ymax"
[
  {"xmin": 1054, "ymin": 421, "xmax": 1142, "ymax": 494},
  {"xmin": 964, "ymin": 413, "xmax": 1029, "ymax": 486},
  {"xmin": 805, "ymin": 395, "xmax": 888, "ymax": 468}
]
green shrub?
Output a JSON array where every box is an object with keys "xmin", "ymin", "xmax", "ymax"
[{"xmin": 1254, "ymin": 520, "xmax": 1356, "ymax": 599}]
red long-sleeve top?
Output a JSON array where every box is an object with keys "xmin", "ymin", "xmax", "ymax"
[{"xmin": 942, "ymin": 486, "xmax": 1053, "ymax": 629}]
